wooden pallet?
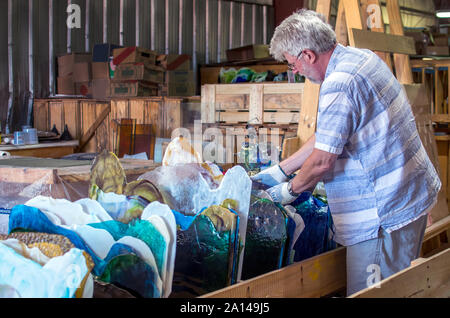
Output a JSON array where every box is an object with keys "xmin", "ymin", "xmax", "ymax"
[{"xmin": 201, "ymin": 83, "xmax": 304, "ymax": 125}]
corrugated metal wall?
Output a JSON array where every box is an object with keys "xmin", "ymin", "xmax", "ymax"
[{"xmin": 0, "ymin": 0, "xmax": 275, "ymax": 133}]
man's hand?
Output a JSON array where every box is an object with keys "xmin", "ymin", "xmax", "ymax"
[
  {"xmin": 250, "ymin": 164, "xmax": 289, "ymax": 187},
  {"xmin": 266, "ymin": 182, "xmax": 298, "ymax": 205}
]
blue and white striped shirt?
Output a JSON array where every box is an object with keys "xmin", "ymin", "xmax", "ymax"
[{"xmin": 315, "ymin": 44, "xmax": 441, "ymax": 246}]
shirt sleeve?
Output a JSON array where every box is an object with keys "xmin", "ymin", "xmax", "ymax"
[{"xmin": 315, "ymin": 88, "xmax": 359, "ymax": 155}]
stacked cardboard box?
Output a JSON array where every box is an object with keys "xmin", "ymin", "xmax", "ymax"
[
  {"xmin": 57, "ymin": 53, "xmax": 92, "ymax": 96},
  {"xmin": 110, "ymin": 47, "xmax": 162, "ymax": 97},
  {"xmin": 91, "ymin": 43, "xmax": 123, "ymax": 99},
  {"xmin": 157, "ymin": 54, "xmax": 196, "ymax": 96}
]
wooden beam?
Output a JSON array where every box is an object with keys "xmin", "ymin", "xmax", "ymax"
[
  {"xmin": 201, "ymin": 213, "xmax": 450, "ymax": 298},
  {"xmin": 386, "ymin": 0, "xmax": 414, "ymax": 84},
  {"xmin": 342, "ymin": 0, "xmax": 364, "ymax": 46},
  {"xmin": 335, "ymin": 0, "xmax": 348, "ymax": 45},
  {"xmin": 350, "ymin": 248, "xmax": 450, "ymax": 298},
  {"xmin": 350, "ymin": 28, "xmax": 416, "ymax": 55},
  {"xmin": 201, "ymin": 247, "xmax": 347, "ymax": 298},
  {"xmin": 295, "ymin": 0, "xmax": 332, "ymax": 146}
]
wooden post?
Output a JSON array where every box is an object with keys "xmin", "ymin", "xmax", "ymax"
[
  {"xmin": 386, "ymin": 0, "xmax": 414, "ymax": 84},
  {"xmin": 294, "ymin": 0, "xmax": 332, "ymax": 149},
  {"xmin": 360, "ymin": 0, "xmax": 393, "ymax": 71}
]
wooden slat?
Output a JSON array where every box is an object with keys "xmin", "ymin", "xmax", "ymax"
[
  {"xmin": 63, "ymin": 100, "xmax": 81, "ymax": 139},
  {"xmin": 335, "ymin": 0, "xmax": 348, "ymax": 46},
  {"xmin": 80, "ymin": 102, "xmax": 98, "ymax": 153},
  {"xmin": 217, "ymin": 111, "xmax": 300, "ymax": 124},
  {"xmin": 33, "ymin": 101, "xmax": 49, "ymax": 132},
  {"xmin": 350, "ymin": 248, "xmax": 450, "ymax": 298},
  {"xmin": 264, "ymin": 94, "xmax": 302, "ymax": 110},
  {"xmin": 49, "ymin": 101, "xmax": 64, "ymax": 135},
  {"xmin": 201, "ymin": 85, "xmax": 216, "ymax": 124},
  {"xmin": 201, "ymin": 247, "xmax": 347, "ymax": 298},
  {"xmin": 249, "ymin": 85, "xmax": 264, "ymax": 124},
  {"xmin": 350, "ymin": 28, "xmax": 416, "ymax": 55},
  {"xmin": 423, "ymin": 215, "xmax": 450, "ymax": 242},
  {"xmin": 432, "ymin": 114, "xmax": 450, "ymax": 123},
  {"xmin": 96, "ymin": 103, "xmax": 111, "ymax": 151},
  {"xmin": 202, "ymin": 212, "xmax": 450, "ymax": 299},
  {"xmin": 164, "ymin": 98, "xmax": 183, "ymax": 138},
  {"xmin": 342, "ymin": 0, "xmax": 364, "ymax": 46},
  {"xmin": 263, "ymin": 83, "xmax": 304, "ymax": 94}
]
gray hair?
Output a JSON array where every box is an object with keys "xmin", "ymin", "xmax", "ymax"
[{"xmin": 269, "ymin": 9, "xmax": 337, "ymax": 61}]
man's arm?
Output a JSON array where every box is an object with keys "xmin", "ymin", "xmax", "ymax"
[
  {"xmin": 266, "ymin": 147, "xmax": 338, "ymax": 204},
  {"xmin": 280, "ymin": 135, "xmax": 316, "ymax": 176},
  {"xmin": 290, "ymin": 147, "xmax": 338, "ymax": 194}
]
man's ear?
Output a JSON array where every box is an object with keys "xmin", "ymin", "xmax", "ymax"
[{"xmin": 303, "ymin": 49, "xmax": 316, "ymax": 64}]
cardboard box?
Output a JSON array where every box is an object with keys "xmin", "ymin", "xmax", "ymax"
[
  {"xmin": 113, "ymin": 63, "xmax": 165, "ymax": 84},
  {"xmin": 159, "ymin": 82, "xmax": 196, "ymax": 97},
  {"xmin": 58, "ymin": 53, "xmax": 91, "ymax": 77},
  {"xmin": 92, "ymin": 79, "xmax": 111, "ymax": 99},
  {"xmin": 73, "ymin": 62, "xmax": 92, "ymax": 82},
  {"xmin": 157, "ymin": 54, "xmax": 191, "ymax": 71},
  {"xmin": 92, "ymin": 62, "xmax": 110, "ymax": 79},
  {"xmin": 110, "ymin": 81, "xmax": 158, "ymax": 97},
  {"xmin": 426, "ymin": 46, "xmax": 449, "ymax": 56},
  {"xmin": 112, "ymin": 47, "xmax": 157, "ymax": 67},
  {"xmin": 75, "ymin": 81, "xmax": 93, "ymax": 97},
  {"xmin": 57, "ymin": 76, "xmax": 75, "ymax": 95},
  {"xmin": 165, "ymin": 70, "xmax": 194, "ymax": 84},
  {"xmin": 93, "ymin": 43, "xmax": 122, "ymax": 62}
]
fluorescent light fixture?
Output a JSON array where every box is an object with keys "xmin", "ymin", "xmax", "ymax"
[{"xmin": 436, "ymin": 10, "xmax": 450, "ymax": 18}]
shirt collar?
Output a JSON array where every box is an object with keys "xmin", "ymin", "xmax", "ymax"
[{"xmin": 324, "ymin": 43, "xmax": 345, "ymax": 80}]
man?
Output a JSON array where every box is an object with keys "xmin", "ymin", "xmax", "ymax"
[{"xmin": 252, "ymin": 9, "xmax": 441, "ymax": 296}]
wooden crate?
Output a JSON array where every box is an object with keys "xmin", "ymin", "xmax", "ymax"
[
  {"xmin": 34, "ymin": 97, "xmax": 200, "ymax": 157},
  {"xmin": 201, "ymin": 215, "xmax": 450, "ymax": 298},
  {"xmin": 201, "ymin": 83, "xmax": 304, "ymax": 125},
  {"xmin": 200, "ymin": 64, "xmax": 288, "ymax": 85}
]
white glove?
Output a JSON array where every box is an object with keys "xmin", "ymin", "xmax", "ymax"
[
  {"xmin": 251, "ymin": 165, "xmax": 289, "ymax": 187},
  {"xmin": 266, "ymin": 182, "xmax": 298, "ymax": 205}
]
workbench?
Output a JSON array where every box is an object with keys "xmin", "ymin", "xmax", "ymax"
[{"xmin": 0, "ymin": 140, "xmax": 79, "ymax": 158}]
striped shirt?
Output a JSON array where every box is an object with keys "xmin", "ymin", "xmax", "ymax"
[{"xmin": 315, "ymin": 44, "xmax": 441, "ymax": 246}]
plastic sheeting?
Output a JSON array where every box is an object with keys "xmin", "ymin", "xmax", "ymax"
[
  {"xmin": 0, "ymin": 241, "xmax": 88, "ymax": 298},
  {"xmin": 9, "ymin": 197, "xmax": 177, "ymax": 298}
]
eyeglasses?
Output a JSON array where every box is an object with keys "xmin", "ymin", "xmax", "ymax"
[{"xmin": 287, "ymin": 50, "xmax": 304, "ymax": 71}]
